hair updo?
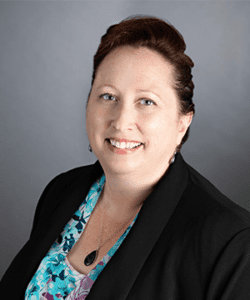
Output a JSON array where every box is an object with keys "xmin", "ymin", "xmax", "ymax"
[{"xmin": 87, "ymin": 14, "xmax": 195, "ymax": 153}]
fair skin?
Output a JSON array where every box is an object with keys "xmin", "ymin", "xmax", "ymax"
[{"xmin": 86, "ymin": 46, "xmax": 193, "ymax": 221}]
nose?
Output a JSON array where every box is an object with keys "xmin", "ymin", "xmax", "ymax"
[{"xmin": 111, "ymin": 101, "xmax": 136, "ymax": 131}]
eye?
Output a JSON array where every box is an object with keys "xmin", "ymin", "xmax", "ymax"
[
  {"xmin": 140, "ymin": 99, "xmax": 155, "ymax": 106},
  {"xmin": 100, "ymin": 93, "xmax": 116, "ymax": 101}
]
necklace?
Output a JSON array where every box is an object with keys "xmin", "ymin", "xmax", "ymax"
[
  {"xmin": 83, "ymin": 151, "xmax": 177, "ymax": 266},
  {"xmin": 84, "ymin": 191, "xmax": 142, "ymax": 266}
]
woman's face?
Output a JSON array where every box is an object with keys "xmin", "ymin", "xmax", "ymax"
[{"xmin": 86, "ymin": 46, "xmax": 192, "ymax": 178}]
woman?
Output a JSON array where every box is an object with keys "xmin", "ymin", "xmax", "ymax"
[{"xmin": 1, "ymin": 14, "xmax": 250, "ymax": 300}]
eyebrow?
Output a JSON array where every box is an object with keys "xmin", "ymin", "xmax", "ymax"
[
  {"xmin": 137, "ymin": 89, "xmax": 162, "ymax": 100},
  {"xmin": 97, "ymin": 85, "xmax": 162, "ymax": 100},
  {"xmin": 97, "ymin": 84, "xmax": 116, "ymax": 91}
]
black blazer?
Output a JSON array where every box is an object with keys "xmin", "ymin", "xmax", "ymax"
[{"xmin": 1, "ymin": 153, "xmax": 250, "ymax": 299}]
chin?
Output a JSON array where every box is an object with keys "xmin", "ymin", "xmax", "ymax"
[{"xmin": 102, "ymin": 158, "xmax": 141, "ymax": 174}]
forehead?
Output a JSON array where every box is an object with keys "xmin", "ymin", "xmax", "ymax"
[{"xmin": 94, "ymin": 46, "xmax": 175, "ymax": 92}]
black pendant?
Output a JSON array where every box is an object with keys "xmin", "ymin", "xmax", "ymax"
[{"xmin": 84, "ymin": 250, "xmax": 98, "ymax": 266}]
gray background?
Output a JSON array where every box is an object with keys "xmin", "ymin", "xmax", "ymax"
[{"xmin": 1, "ymin": 1, "xmax": 250, "ymax": 280}]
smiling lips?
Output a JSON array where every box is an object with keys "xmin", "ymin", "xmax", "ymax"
[
  {"xmin": 107, "ymin": 138, "xmax": 143, "ymax": 153},
  {"xmin": 108, "ymin": 138, "xmax": 143, "ymax": 144}
]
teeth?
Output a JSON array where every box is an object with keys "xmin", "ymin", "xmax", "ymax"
[
  {"xmin": 120, "ymin": 142, "xmax": 126, "ymax": 149},
  {"xmin": 109, "ymin": 139, "xmax": 141, "ymax": 149}
]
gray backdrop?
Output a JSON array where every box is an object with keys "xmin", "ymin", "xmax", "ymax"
[{"xmin": 1, "ymin": 1, "xmax": 250, "ymax": 280}]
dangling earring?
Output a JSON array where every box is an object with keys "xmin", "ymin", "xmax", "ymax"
[
  {"xmin": 88, "ymin": 144, "xmax": 92, "ymax": 152},
  {"xmin": 171, "ymin": 151, "xmax": 177, "ymax": 164}
]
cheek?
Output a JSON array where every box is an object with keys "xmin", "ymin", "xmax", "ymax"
[
  {"xmin": 145, "ymin": 115, "xmax": 178, "ymax": 144},
  {"xmin": 147, "ymin": 114, "xmax": 170, "ymax": 131},
  {"xmin": 86, "ymin": 111, "xmax": 97, "ymax": 138},
  {"xmin": 95, "ymin": 112, "xmax": 107, "ymax": 127},
  {"xmin": 87, "ymin": 106, "xmax": 104, "ymax": 129}
]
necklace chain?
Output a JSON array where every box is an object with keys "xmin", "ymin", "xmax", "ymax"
[
  {"xmin": 83, "ymin": 187, "xmax": 142, "ymax": 266},
  {"xmin": 83, "ymin": 152, "xmax": 176, "ymax": 266},
  {"xmin": 97, "ymin": 201, "xmax": 141, "ymax": 251}
]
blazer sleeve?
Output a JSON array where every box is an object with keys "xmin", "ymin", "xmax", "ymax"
[
  {"xmin": 206, "ymin": 227, "xmax": 250, "ymax": 300},
  {"xmin": 29, "ymin": 174, "xmax": 62, "ymax": 238}
]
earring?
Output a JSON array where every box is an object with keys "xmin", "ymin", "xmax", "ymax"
[
  {"xmin": 171, "ymin": 151, "xmax": 177, "ymax": 164},
  {"xmin": 88, "ymin": 144, "xmax": 92, "ymax": 152}
]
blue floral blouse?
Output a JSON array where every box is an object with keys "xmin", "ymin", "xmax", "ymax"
[{"xmin": 24, "ymin": 173, "xmax": 140, "ymax": 300}]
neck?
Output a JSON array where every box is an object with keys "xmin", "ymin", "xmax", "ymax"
[{"xmin": 99, "ymin": 165, "xmax": 169, "ymax": 220}]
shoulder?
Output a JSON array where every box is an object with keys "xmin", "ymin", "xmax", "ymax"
[
  {"xmin": 41, "ymin": 162, "xmax": 99, "ymax": 205},
  {"xmin": 170, "ymin": 161, "xmax": 250, "ymax": 282},
  {"xmin": 30, "ymin": 162, "xmax": 97, "ymax": 236},
  {"xmin": 54, "ymin": 163, "xmax": 96, "ymax": 182},
  {"xmin": 38, "ymin": 163, "xmax": 96, "ymax": 201},
  {"xmin": 178, "ymin": 162, "xmax": 250, "ymax": 243},
  {"xmin": 188, "ymin": 163, "xmax": 250, "ymax": 225},
  {"xmin": 182, "ymin": 164, "xmax": 250, "ymax": 296}
]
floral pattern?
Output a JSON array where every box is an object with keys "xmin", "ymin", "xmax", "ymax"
[{"xmin": 25, "ymin": 173, "xmax": 140, "ymax": 300}]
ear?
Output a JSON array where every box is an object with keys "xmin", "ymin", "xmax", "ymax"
[{"xmin": 177, "ymin": 112, "xmax": 193, "ymax": 144}]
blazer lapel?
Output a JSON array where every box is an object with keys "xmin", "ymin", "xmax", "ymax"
[
  {"xmin": 26, "ymin": 160, "xmax": 105, "ymax": 278},
  {"xmin": 30, "ymin": 160, "xmax": 104, "ymax": 257},
  {"xmin": 87, "ymin": 152, "xmax": 189, "ymax": 300}
]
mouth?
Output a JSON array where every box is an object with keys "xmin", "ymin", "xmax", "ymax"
[
  {"xmin": 105, "ymin": 139, "xmax": 144, "ymax": 155},
  {"xmin": 106, "ymin": 138, "xmax": 143, "ymax": 149}
]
